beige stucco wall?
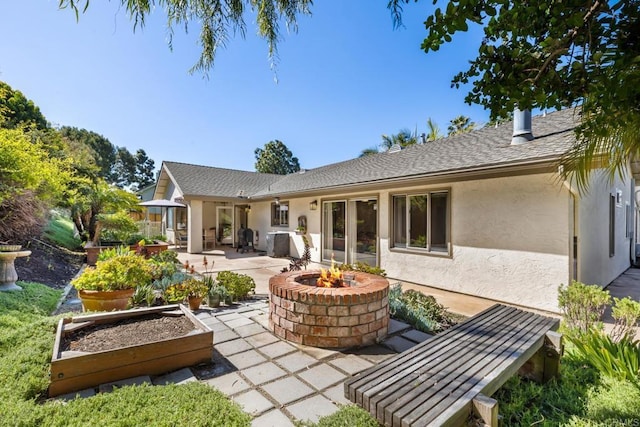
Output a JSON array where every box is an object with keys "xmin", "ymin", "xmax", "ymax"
[
  {"xmin": 377, "ymin": 173, "xmax": 570, "ymax": 313},
  {"xmin": 247, "ymin": 197, "xmax": 322, "ymax": 261},
  {"xmin": 578, "ymin": 171, "xmax": 632, "ymax": 287}
]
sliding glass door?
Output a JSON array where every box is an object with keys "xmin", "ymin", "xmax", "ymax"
[
  {"xmin": 322, "ymin": 201, "xmax": 346, "ymax": 263},
  {"xmin": 322, "ymin": 198, "xmax": 378, "ymax": 266}
]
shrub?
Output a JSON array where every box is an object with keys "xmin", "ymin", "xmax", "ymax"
[
  {"xmin": 96, "ymin": 245, "xmax": 135, "ymax": 262},
  {"xmin": 611, "ymin": 297, "xmax": 640, "ymax": 342},
  {"xmin": 150, "ymin": 250, "xmax": 179, "ymax": 264},
  {"xmin": 558, "ymin": 281, "xmax": 610, "ymax": 336},
  {"xmin": 72, "ymin": 252, "xmax": 152, "ymax": 291},
  {"xmin": 388, "ymin": 283, "xmax": 458, "ymax": 334},
  {"xmin": 216, "ymin": 271, "xmax": 255, "ymax": 300},
  {"xmin": 338, "ymin": 261, "xmax": 386, "ymax": 277},
  {"xmin": 97, "ymin": 211, "xmax": 139, "ymax": 243}
]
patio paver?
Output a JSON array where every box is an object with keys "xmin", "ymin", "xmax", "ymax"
[
  {"xmin": 261, "ymin": 376, "xmax": 314, "ymax": 405},
  {"xmin": 225, "ymin": 316, "xmax": 255, "ymax": 329},
  {"xmin": 286, "ymin": 394, "xmax": 339, "ymax": 424},
  {"xmin": 245, "ymin": 331, "xmax": 280, "ymax": 348},
  {"xmin": 227, "ymin": 349, "xmax": 268, "ymax": 370},
  {"xmin": 242, "ymin": 362, "xmax": 287, "ymax": 385},
  {"xmin": 274, "ymin": 351, "xmax": 318, "ymax": 373},
  {"xmin": 328, "ymin": 354, "xmax": 374, "ymax": 375},
  {"xmin": 298, "ymin": 364, "xmax": 347, "ymax": 391},
  {"xmin": 232, "ymin": 389, "xmax": 274, "ymax": 415},
  {"xmin": 215, "ymin": 338, "xmax": 253, "ymax": 356},
  {"xmin": 258, "ymin": 341, "xmax": 297, "ymax": 358},
  {"xmin": 214, "ymin": 328, "xmax": 240, "ymax": 343},
  {"xmin": 251, "ymin": 409, "xmax": 295, "ymax": 427},
  {"xmin": 204, "ymin": 372, "xmax": 251, "ymax": 396},
  {"xmin": 234, "ymin": 322, "xmax": 267, "ymax": 337}
]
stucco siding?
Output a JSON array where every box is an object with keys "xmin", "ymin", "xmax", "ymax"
[
  {"xmin": 578, "ymin": 172, "xmax": 632, "ymax": 286},
  {"xmin": 382, "ymin": 174, "xmax": 570, "ymax": 312}
]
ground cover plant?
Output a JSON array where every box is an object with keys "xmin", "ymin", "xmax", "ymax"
[{"xmin": 0, "ymin": 282, "xmax": 251, "ymax": 427}]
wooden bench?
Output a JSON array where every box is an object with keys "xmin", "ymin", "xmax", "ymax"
[{"xmin": 344, "ymin": 304, "xmax": 562, "ymax": 427}]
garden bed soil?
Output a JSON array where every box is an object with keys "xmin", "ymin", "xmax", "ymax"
[
  {"xmin": 62, "ymin": 314, "xmax": 196, "ymax": 353},
  {"xmin": 50, "ymin": 305, "xmax": 214, "ymax": 397}
]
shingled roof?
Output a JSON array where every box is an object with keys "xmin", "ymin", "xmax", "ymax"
[
  {"xmin": 162, "ymin": 108, "xmax": 578, "ymax": 200},
  {"xmin": 161, "ymin": 162, "xmax": 282, "ymax": 198}
]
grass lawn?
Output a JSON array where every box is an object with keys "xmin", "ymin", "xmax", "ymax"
[{"xmin": 2, "ymin": 283, "xmax": 640, "ymax": 426}]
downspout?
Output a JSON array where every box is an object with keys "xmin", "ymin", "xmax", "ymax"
[{"xmin": 561, "ymin": 170, "xmax": 579, "ymax": 282}]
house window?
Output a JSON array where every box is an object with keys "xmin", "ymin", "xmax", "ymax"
[
  {"xmin": 271, "ymin": 201, "xmax": 289, "ymax": 226},
  {"xmin": 392, "ymin": 190, "xmax": 449, "ymax": 253}
]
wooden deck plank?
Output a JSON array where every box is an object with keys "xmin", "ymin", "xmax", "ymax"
[
  {"xmin": 348, "ymin": 305, "xmax": 516, "ymax": 406},
  {"xmin": 384, "ymin": 311, "xmax": 550, "ymax": 426},
  {"xmin": 374, "ymin": 308, "xmax": 536, "ymax": 423}
]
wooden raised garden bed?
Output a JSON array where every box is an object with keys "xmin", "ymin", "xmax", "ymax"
[{"xmin": 49, "ymin": 305, "xmax": 213, "ymax": 397}]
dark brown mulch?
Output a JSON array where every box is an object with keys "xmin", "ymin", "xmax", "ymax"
[
  {"xmin": 62, "ymin": 314, "xmax": 196, "ymax": 353},
  {"xmin": 14, "ymin": 239, "xmax": 84, "ymax": 289}
]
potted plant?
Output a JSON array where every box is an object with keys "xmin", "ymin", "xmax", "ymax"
[
  {"xmin": 164, "ymin": 278, "xmax": 209, "ymax": 310},
  {"xmin": 71, "ymin": 251, "xmax": 153, "ymax": 312},
  {"xmin": 207, "ymin": 283, "xmax": 229, "ymax": 308}
]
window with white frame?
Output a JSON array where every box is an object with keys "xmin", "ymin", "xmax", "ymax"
[
  {"xmin": 271, "ymin": 201, "xmax": 289, "ymax": 226},
  {"xmin": 392, "ymin": 190, "xmax": 449, "ymax": 253}
]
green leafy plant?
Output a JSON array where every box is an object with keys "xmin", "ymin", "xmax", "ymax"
[
  {"xmin": 96, "ymin": 211, "xmax": 139, "ymax": 243},
  {"xmin": 72, "ymin": 252, "xmax": 152, "ymax": 291},
  {"xmin": 150, "ymin": 250, "xmax": 179, "ymax": 264},
  {"xmin": 131, "ymin": 283, "xmax": 156, "ymax": 307},
  {"xmin": 338, "ymin": 261, "xmax": 386, "ymax": 277},
  {"xmin": 569, "ymin": 328, "xmax": 640, "ymax": 389},
  {"xmin": 558, "ymin": 281, "xmax": 611, "ymax": 337},
  {"xmin": 164, "ymin": 278, "xmax": 209, "ymax": 302},
  {"xmin": 216, "ymin": 271, "xmax": 255, "ymax": 300},
  {"xmin": 96, "ymin": 245, "xmax": 135, "ymax": 262},
  {"xmin": 388, "ymin": 283, "xmax": 458, "ymax": 334},
  {"xmin": 611, "ymin": 297, "xmax": 640, "ymax": 342}
]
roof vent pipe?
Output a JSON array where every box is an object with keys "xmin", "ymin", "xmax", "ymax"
[{"xmin": 511, "ymin": 107, "xmax": 534, "ymax": 145}]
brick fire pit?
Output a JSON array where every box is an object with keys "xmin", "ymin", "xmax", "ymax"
[{"xmin": 268, "ymin": 270, "xmax": 389, "ymax": 348}]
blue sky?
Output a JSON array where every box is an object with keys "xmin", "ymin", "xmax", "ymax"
[{"xmin": 0, "ymin": 1, "xmax": 489, "ymax": 172}]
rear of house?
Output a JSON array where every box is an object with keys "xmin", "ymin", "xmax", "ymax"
[{"xmin": 154, "ymin": 108, "xmax": 635, "ymax": 313}]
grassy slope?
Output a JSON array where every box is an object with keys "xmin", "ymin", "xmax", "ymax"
[{"xmin": 42, "ymin": 213, "xmax": 82, "ymax": 250}]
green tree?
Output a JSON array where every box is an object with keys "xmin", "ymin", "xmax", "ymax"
[
  {"xmin": 425, "ymin": 117, "xmax": 443, "ymax": 141},
  {"xmin": 0, "ymin": 81, "xmax": 48, "ymax": 130},
  {"xmin": 133, "ymin": 149, "xmax": 156, "ymax": 191},
  {"xmin": 447, "ymin": 115, "xmax": 475, "ymax": 136},
  {"xmin": 389, "ymin": 0, "xmax": 640, "ymax": 188},
  {"xmin": 0, "ymin": 128, "xmax": 72, "ymax": 242},
  {"xmin": 60, "ymin": 126, "xmax": 117, "ymax": 181},
  {"xmin": 359, "ymin": 147, "xmax": 380, "ymax": 157},
  {"xmin": 66, "ymin": 179, "xmax": 140, "ymax": 242},
  {"xmin": 254, "ymin": 140, "xmax": 300, "ymax": 175},
  {"xmin": 60, "ymin": 0, "xmax": 312, "ymax": 74},
  {"xmin": 380, "ymin": 128, "xmax": 418, "ymax": 150}
]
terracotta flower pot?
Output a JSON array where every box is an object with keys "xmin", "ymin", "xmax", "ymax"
[
  {"xmin": 78, "ymin": 289, "xmax": 135, "ymax": 312},
  {"xmin": 188, "ymin": 296, "xmax": 203, "ymax": 311}
]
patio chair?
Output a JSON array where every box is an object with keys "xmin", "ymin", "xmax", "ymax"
[
  {"xmin": 203, "ymin": 228, "xmax": 216, "ymax": 250},
  {"xmin": 176, "ymin": 230, "xmax": 188, "ymax": 249}
]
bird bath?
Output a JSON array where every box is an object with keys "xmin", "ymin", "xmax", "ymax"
[{"xmin": 0, "ymin": 250, "xmax": 31, "ymax": 291}]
